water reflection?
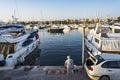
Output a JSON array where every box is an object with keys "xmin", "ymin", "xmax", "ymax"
[
  {"xmin": 39, "ymin": 29, "xmax": 82, "ymax": 66},
  {"xmin": 48, "ymin": 32, "xmax": 64, "ymax": 35}
]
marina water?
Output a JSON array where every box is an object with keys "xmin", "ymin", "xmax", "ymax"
[{"xmin": 39, "ymin": 29, "xmax": 82, "ymax": 66}]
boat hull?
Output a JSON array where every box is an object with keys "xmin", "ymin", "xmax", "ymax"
[
  {"xmin": 47, "ymin": 28, "xmax": 64, "ymax": 33},
  {"xmin": 5, "ymin": 38, "xmax": 40, "ymax": 67}
]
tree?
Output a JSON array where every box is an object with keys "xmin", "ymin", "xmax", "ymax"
[{"xmin": 117, "ymin": 16, "xmax": 120, "ymax": 21}]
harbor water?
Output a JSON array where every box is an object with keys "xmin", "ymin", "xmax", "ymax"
[{"xmin": 38, "ymin": 29, "xmax": 82, "ymax": 66}]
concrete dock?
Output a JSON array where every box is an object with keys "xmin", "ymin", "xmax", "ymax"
[{"xmin": 0, "ymin": 66, "xmax": 90, "ymax": 80}]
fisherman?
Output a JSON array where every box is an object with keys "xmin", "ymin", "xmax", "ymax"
[{"xmin": 64, "ymin": 56, "xmax": 74, "ymax": 75}]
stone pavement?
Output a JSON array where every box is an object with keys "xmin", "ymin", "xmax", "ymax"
[{"xmin": 0, "ymin": 66, "xmax": 90, "ymax": 80}]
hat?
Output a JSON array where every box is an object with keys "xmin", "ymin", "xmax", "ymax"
[{"xmin": 67, "ymin": 56, "xmax": 70, "ymax": 59}]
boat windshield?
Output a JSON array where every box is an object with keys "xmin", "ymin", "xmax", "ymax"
[{"xmin": 0, "ymin": 43, "xmax": 16, "ymax": 54}]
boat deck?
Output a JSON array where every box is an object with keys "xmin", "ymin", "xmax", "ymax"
[{"xmin": 0, "ymin": 66, "xmax": 89, "ymax": 80}]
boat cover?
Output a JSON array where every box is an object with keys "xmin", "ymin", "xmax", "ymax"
[
  {"xmin": 102, "ymin": 40, "xmax": 120, "ymax": 52},
  {"xmin": 0, "ymin": 34, "xmax": 29, "ymax": 43}
]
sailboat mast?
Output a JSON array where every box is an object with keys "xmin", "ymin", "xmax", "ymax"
[{"xmin": 12, "ymin": 0, "xmax": 19, "ymax": 23}]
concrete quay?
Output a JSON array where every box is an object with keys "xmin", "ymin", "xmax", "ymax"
[{"xmin": 0, "ymin": 66, "xmax": 90, "ymax": 80}]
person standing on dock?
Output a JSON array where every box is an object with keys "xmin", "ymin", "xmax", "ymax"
[{"xmin": 64, "ymin": 56, "xmax": 74, "ymax": 75}]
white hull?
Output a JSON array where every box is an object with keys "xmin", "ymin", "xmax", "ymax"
[
  {"xmin": 85, "ymin": 24, "xmax": 120, "ymax": 56},
  {"xmin": 5, "ymin": 39, "xmax": 40, "ymax": 67},
  {"xmin": 0, "ymin": 24, "xmax": 40, "ymax": 67},
  {"xmin": 85, "ymin": 38, "xmax": 101, "ymax": 56},
  {"xmin": 63, "ymin": 28, "xmax": 70, "ymax": 33}
]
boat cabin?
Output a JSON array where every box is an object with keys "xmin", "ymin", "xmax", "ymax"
[{"xmin": 86, "ymin": 24, "xmax": 120, "ymax": 55}]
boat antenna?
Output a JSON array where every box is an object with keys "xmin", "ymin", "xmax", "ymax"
[
  {"xmin": 14, "ymin": 0, "xmax": 19, "ymax": 19},
  {"xmin": 40, "ymin": 10, "xmax": 44, "ymax": 25},
  {"xmin": 12, "ymin": 0, "xmax": 19, "ymax": 23},
  {"xmin": 12, "ymin": 10, "xmax": 19, "ymax": 23}
]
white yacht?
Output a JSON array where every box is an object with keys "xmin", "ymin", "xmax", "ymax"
[
  {"xmin": 0, "ymin": 24, "xmax": 40, "ymax": 67},
  {"xmin": 63, "ymin": 25, "xmax": 70, "ymax": 33},
  {"xmin": 48, "ymin": 24, "xmax": 64, "ymax": 33},
  {"xmin": 85, "ymin": 24, "xmax": 120, "ymax": 56}
]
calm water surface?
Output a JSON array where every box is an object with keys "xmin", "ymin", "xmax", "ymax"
[{"xmin": 39, "ymin": 29, "xmax": 82, "ymax": 66}]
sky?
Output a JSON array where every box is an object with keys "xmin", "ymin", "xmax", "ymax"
[{"xmin": 0, "ymin": 0, "xmax": 120, "ymax": 21}]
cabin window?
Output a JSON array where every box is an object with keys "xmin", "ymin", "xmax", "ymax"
[
  {"xmin": 95, "ymin": 38, "xmax": 99, "ymax": 44},
  {"xmin": 97, "ymin": 27, "xmax": 112, "ymax": 33},
  {"xmin": 115, "ymin": 29, "xmax": 120, "ymax": 33},
  {"xmin": 22, "ymin": 39, "xmax": 33, "ymax": 47},
  {"xmin": 0, "ymin": 43, "xmax": 16, "ymax": 54}
]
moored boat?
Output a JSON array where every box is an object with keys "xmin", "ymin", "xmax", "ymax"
[
  {"xmin": 0, "ymin": 24, "xmax": 40, "ymax": 67},
  {"xmin": 85, "ymin": 23, "xmax": 120, "ymax": 56},
  {"xmin": 63, "ymin": 25, "xmax": 70, "ymax": 33},
  {"xmin": 47, "ymin": 25, "xmax": 64, "ymax": 33}
]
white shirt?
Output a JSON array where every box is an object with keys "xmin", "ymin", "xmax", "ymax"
[{"xmin": 65, "ymin": 58, "xmax": 74, "ymax": 69}]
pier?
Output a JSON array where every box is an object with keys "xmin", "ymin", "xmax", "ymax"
[{"xmin": 0, "ymin": 66, "xmax": 89, "ymax": 80}]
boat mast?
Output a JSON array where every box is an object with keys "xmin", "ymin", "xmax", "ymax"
[
  {"xmin": 12, "ymin": 0, "xmax": 19, "ymax": 23},
  {"xmin": 12, "ymin": 10, "xmax": 19, "ymax": 23}
]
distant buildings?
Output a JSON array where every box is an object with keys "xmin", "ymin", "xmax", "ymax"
[{"xmin": 1, "ymin": 16, "xmax": 120, "ymax": 25}]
